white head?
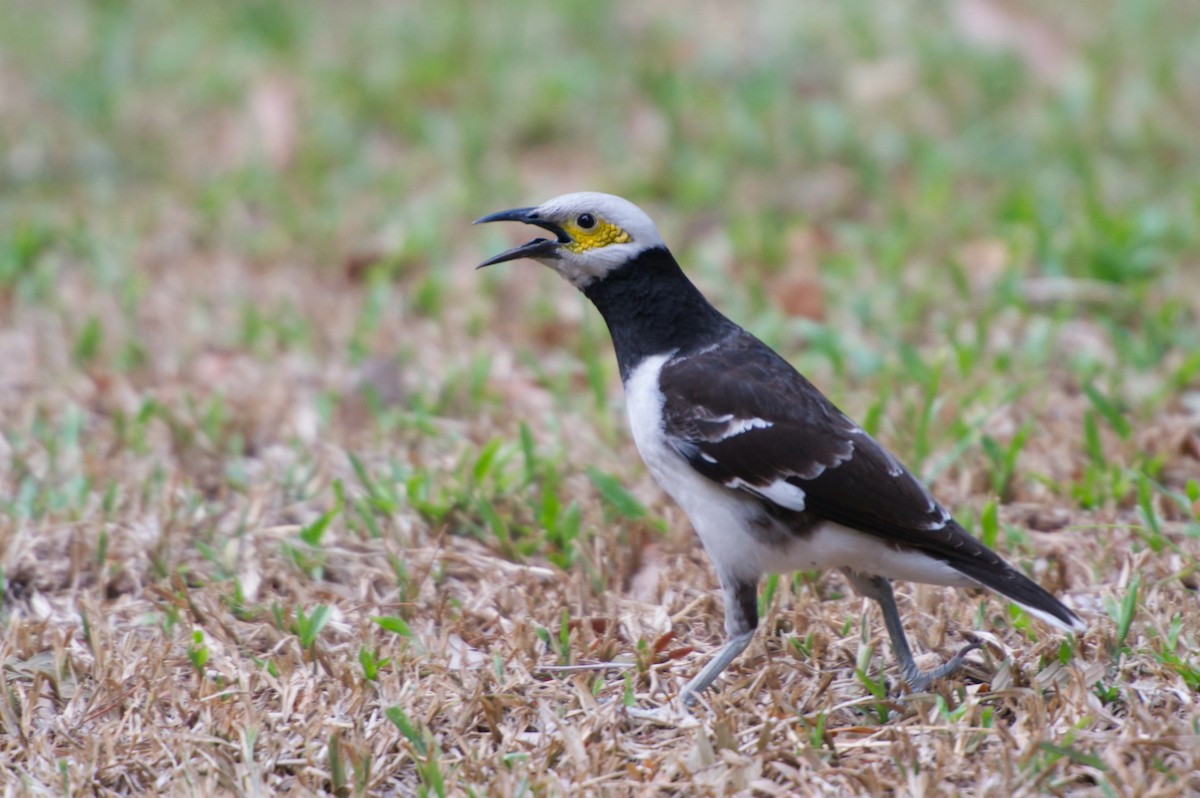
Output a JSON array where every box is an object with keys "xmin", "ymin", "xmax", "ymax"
[{"xmin": 475, "ymin": 192, "xmax": 665, "ymax": 288}]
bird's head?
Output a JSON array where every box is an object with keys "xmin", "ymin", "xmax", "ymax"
[{"xmin": 474, "ymin": 192, "xmax": 665, "ymax": 289}]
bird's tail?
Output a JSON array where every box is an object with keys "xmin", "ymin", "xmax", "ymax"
[{"xmin": 950, "ymin": 556, "xmax": 1085, "ymax": 633}]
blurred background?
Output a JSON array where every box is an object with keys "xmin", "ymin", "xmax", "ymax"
[
  {"xmin": 3, "ymin": 0, "xmax": 1197, "ymax": 402},
  {"xmin": 2, "ymin": 0, "xmax": 1199, "ymax": 792}
]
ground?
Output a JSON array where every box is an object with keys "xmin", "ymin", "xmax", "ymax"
[{"xmin": 1, "ymin": 1, "xmax": 1199, "ymax": 795}]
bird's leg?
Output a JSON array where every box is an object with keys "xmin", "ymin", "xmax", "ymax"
[
  {"xmin": 841, "ymin": 569, "xmax": 980, "ymax": 692},
  {"xmin": 680, "ymin": 576, "xmax": 758, "ymax": 706}
]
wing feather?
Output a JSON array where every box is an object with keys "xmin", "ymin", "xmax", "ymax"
[
  {"xmin": 657, "ymin": 329, "xmax": 1083, "ymax": 631},
  {"xmin": 660, "ymin": 331, "xmax": 976, "ymax": 554}
]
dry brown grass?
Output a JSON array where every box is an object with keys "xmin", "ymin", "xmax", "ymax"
[{"xmin": 3, "ymin": 225, "xmax": 1199, "ymax": 796}]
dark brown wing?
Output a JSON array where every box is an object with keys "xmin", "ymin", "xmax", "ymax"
[{"xmin": 656, "ymin": 331, "xmax": 1022, "ymax": 567}]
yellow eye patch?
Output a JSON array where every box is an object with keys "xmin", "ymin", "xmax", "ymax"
[{"xmin": 563, "ymin": 219, "xmax": 632, "ymax": 254}]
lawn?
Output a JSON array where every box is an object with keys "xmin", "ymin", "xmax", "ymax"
[{"xmin": 1, "ymin": 0, "xmax": 1199, "ymax": 794}]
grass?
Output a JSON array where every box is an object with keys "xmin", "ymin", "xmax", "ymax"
[{"xmin": 2, "ymin": 0, "xmax": 1200, "ymax": 794}]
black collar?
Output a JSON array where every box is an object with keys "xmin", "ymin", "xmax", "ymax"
[{"xmin": 582, "ymin": 247, "xmax": 736, "ymax": 381}]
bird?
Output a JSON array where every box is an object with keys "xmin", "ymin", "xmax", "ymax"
[{"xmin": 475, "ymin": 191, "xmax": 1085, "ymax": 706}]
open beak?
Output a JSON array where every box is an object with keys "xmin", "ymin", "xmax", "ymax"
[{"xmin": 473, "ymin": 207, "xmax": 569, "ymax": 268}]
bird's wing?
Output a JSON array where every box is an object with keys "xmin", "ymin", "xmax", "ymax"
[
  {"xmin": 659, "ymin": 331, "xmax": 981, "ymax": 554},
  {"xmin": 658, "ymin": 330, "xmax": 1085, "ymax": 631}
]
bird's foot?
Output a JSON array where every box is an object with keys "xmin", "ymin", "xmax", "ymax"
[
  {"xmin": 676, "ymin": 629, "xmax": 756, "ymax": 706},
  {"xmin": 622, "ymin": 702, "xmax": 702, "ymax": 727},
  {"xmin": 899, "ymin": 639, "xmax": 982, "ymax": 692}
]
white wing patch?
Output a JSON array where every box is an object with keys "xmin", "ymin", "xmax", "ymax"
[
  {"xmin": 720, "ymin": 417, "xmax": 774, "ymax": 438},
  {"xmin": 727, "ymin": 477, "xmax": 807, "ymax": 512},
  {"xmin": 927, "ymin": 505, "xmax": 952, "ymax": 529},
  {"xmin": 787, "ymin": 436, "xmax": 856, "ymax": 480}
]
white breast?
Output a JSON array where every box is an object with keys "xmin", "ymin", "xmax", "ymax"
[{"xmin": 624, "ymin": 354, "xmax": 767, "ymax": 581}]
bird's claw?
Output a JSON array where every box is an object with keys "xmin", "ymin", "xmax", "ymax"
[
  {"xmin": 900, "ymin": 639, "xmax": 982, "ymax": 692},
  {"xmin": 622, "ymin": 702, "xmax": 702, "ymax": 728}
]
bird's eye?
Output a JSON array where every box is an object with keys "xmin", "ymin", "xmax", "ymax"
[{"xmin": 577, "ymin": 213, "xmax": 596, "ymax": 230}]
